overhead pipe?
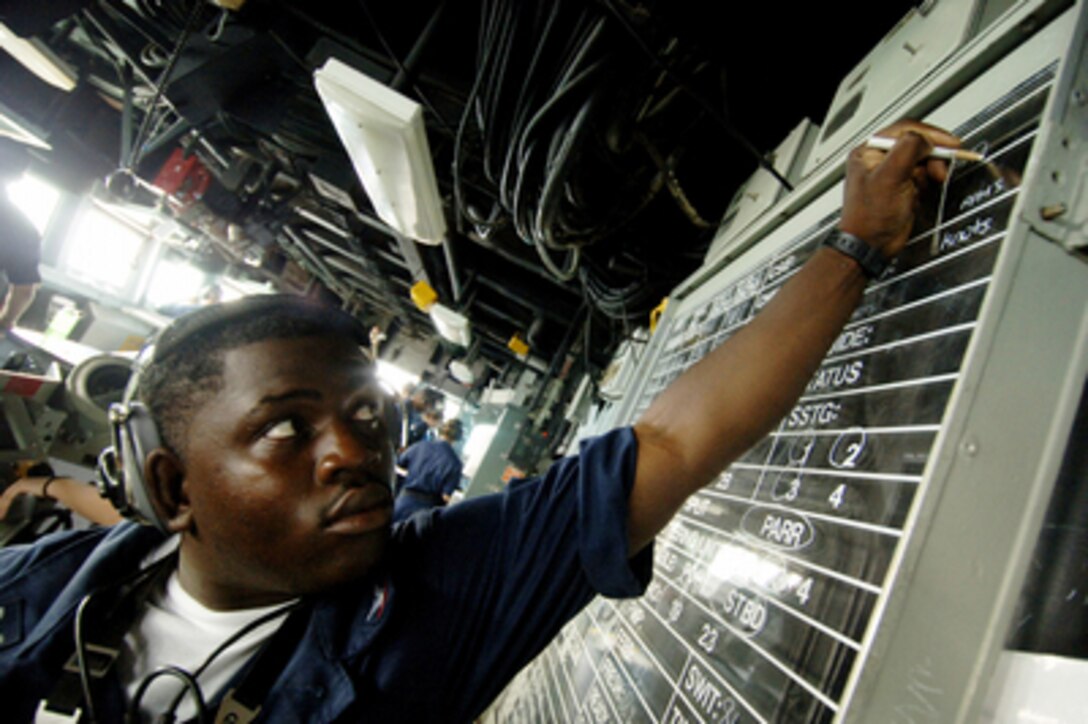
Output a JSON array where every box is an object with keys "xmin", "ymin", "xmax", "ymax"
[
  {"xmin": 297, "ymin": 226, "xmax": 412, "ymax": 315},
  {"xmin": 390, "ymin": 0, "xmax": 450, "ymax": 92},
  {"xmin": 441, "ymin": 236, "xmax": 464, "ymax": 303},
  {"xmin": 526, "ymin": 303, "xmax": 587, "ymax": 414},
  {"xmin": 474, "ymin": 274, "xmax": 576, "ymax": 325},
  {"xmin": 282, "ymin": 226, "xmax": 355, "ymax": 303},
  {"xmin": 473, "ymin": 299, "xmax": 528, "ymax": 329}
]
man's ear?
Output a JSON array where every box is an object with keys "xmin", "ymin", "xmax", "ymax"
[{"xmin": 144, "ymin": 448, "xmax": 191, "ymax": 533}]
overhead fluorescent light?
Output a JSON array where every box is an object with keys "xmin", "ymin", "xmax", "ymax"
[
  {"xmin": 314, "ymin": 58, "xmax": 447, "ymax": 244},
  {"xmin": 0, "ymin": 23, "xmax": 76, "ymax": 92}
]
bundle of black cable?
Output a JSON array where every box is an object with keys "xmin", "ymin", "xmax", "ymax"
[{"xmin": 453, "ymin": 0, "xmax": 726, "ymax": 305}]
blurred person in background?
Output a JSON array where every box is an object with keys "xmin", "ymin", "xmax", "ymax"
[
  {"xmin": 0, "ymin": 140, "xmax": 42, "ymax": 332},
  {"xmin": 394, "ymin": 418, "xmax": 465, "ymax": 522}
]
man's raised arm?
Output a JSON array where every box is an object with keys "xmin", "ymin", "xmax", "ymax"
[{"xmin": 628, "ymin": 120, "xmax": 963, "ymax": 553}]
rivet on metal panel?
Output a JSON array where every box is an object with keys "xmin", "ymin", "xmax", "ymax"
[
  {"xmin": 961, "ymin": 437, "xmax": 980, "ymax": 457},
  {"xmin": 1072, "ymin": 88, "xmax": 1087, "ymax": 107},
  {"xmin": 1040, "ymin": 203, "xmax": 1067, "ymax": 221}
]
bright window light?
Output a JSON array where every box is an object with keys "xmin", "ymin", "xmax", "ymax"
[
  {"xmin": 144, "ymin": 256, "xmax": 207, "ymax": 309},
  {"xmin": 5, "ymin": 173, "xmax": 60, "ymax": 235},
  {"xmin": 375, "ymin": 360, "xmax": 419, "ymax": 398},
  {"xmin": 64, "ymin": 206, "xmax": 145, "ymax": 292},
  {"xmin": 219, "ymin": 276, "xmax": 274, "ymax": 302},
  {"xmin": 461, "ymin": 423, "xmax": 497, "ymax": 479}
]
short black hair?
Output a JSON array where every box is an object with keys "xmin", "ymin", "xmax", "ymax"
[
  {"xmin": 136, "ymin": 294, "xmax": 369, "ymax": 457},
  {"xmin": 411, "ymin": 385, "xmax": 443, "ymax": 411},
  {"xmin": 440, "ymin": 418, "xmax": 463, "ymax": 443}
]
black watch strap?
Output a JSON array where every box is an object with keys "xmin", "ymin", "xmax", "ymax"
[{"xmin": 820, "ymin": 229, "xmax": 888, "ymax": 279}]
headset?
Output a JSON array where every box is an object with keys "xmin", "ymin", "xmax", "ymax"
[
  {"xmin": 95, "ymin": 294, "xmax": 373, "ymax": 533},
  {"xmin": 96, "ymin": 341, "xmax": 167, "ymax": 530}
]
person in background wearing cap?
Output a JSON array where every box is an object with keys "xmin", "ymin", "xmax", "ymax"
[
  {"xmin": 393, "ymin": 418, "xmax": 465, "ymax": 522},
  {"xmin": 0, "ymin": 120, "xmax": 962, "ymax": 722}
]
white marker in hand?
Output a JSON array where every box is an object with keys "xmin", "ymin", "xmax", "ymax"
[{"xmin": 866, "ymin": 135, "xmax": 985, "ymax": 162}]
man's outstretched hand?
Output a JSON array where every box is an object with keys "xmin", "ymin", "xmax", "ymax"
[
  {"xmin": 627, "ymin": 118, "xmax": 963, "ymax": 553},
  {"xmin": 840, "ymin": 119, "xmax": 963, "ymax": 258}
]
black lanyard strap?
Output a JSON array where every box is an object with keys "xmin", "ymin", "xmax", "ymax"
[
  {"xmin": 39, "ymin": 554, "xmax": 177, "ymax": 723},
  {"xmin": 39, "ymin": 554, "xmax": 313, "ymax": 724}
]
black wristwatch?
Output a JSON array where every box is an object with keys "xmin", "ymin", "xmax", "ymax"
[{"xmin": 820, "ymin": 229, "xmax": 888, "ymax": 279}]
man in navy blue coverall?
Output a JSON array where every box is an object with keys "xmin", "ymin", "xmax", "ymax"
[
  {"xmin": 0, "ymin": 120, "xmax": 960, "ymax": 722},
  {"xmin": 394, "ymin": 418, "xmax": 464, "ymax": 522}
]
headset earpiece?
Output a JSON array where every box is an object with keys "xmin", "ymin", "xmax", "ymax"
[{"xmin": 96, "ymin": 398, "xmax": 168, "ymax": 531}]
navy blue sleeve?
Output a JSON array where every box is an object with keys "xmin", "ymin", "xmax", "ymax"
[
  {"xmin": 383, "ymin": 427, "xmax": 652, "ymax": 720},
  {"xmin": 398, "ymin": 425, "xmax": 650, "ymax": 593}
]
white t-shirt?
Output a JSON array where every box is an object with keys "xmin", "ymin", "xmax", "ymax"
[{"xmin": 119, "ymin": 568, "xmax": 294, "ymax": 722}]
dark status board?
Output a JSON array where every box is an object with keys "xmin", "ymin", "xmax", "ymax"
[{"xmin": 484, "ymin": 64, "xmax": 1056, "ymax": 724}]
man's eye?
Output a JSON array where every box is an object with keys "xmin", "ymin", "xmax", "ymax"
[
  {"xmin": 264, "ymin": 419, "xmax": 299, "ymax": 440},
  {"xmin": 353, "ymin": 403, "xmax": 382, "ymax": 427}
]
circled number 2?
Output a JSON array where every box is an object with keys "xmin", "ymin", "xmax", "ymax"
[{"xmin": 829, "ymin": 427, "xmax": 867, "ymax": 469}]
